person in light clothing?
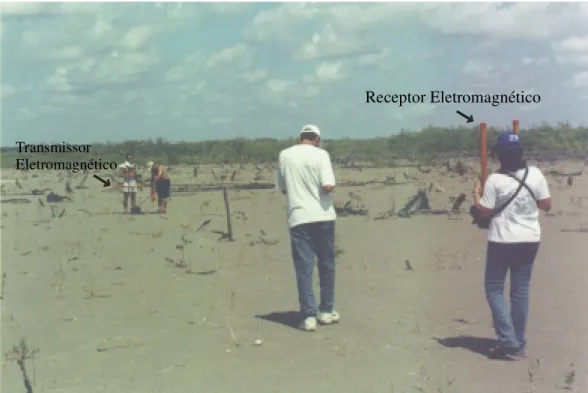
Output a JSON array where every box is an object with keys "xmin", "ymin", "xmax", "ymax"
[
  {"xmin": 473, "ymin": 131, "xmax": 551, "ymax": 359},
  {"xmin": 276, "ymin": 124, "xmax": 339, "ymax": 332},
  {"xmin": 118, "ymin": 152, "xmax": 138, "ymax": 213}
]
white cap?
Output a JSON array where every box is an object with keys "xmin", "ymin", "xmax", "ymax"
[
  {"xmin": 300, "ymin": 124, "xmax": 321, "ymax": 137},
  {"xmin": 118, "ymin": 161, "xmax": 134, "ymax": 169}
]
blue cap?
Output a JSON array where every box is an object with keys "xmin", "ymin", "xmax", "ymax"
[{"xmin": 495, "ymin": 131, "xmax": 522, "ymax": 149}]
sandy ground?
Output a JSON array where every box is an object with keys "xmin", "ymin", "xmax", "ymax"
[{"xmin": 1, "ymin": 161, "xmax": 587, "ymax": 393}]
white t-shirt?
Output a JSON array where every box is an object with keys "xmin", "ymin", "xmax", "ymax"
[
  {"xmin": 480, "ymin": 166, "xmax": 550, "ymax": 243},
  {"xmin": 276, "ymin": 144, "xmax": 337, "ymax": 229}
]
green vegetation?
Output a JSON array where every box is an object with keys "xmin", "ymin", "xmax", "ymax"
[{"xmin": 1, "ymin": 123, "xmax": 586, "ymax": 168}]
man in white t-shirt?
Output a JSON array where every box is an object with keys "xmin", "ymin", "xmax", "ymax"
[
  {"xmin": 276, "ymin": 124, "xmax": 339, "ymax": 332},
  {"xmin": 473, "ymin": 131, "xmax": 551, "ymax": 359}
]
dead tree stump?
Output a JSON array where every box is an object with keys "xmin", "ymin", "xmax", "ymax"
[
  {"xmin": 398, "ymin": 189, "xmax": 431, "ymax": 218},
  {"xmin": 222, "ymin": 188, "xmax": 234, "ymax": 241}
]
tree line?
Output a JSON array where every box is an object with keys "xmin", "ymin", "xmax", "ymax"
[{"xmin": 2, "ymin": 122, "xmax": 586, "ymax": 168}]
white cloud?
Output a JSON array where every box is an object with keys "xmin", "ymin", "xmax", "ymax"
[
  {"xmin": 46, "ymin": 68, "xmax": 72, "ymax": 94},
  {"xmin": 210, "ymin": 117, "xmax": 230, "ymax": 125},
  {"xmin": 13, "ymin": 3, "xmax": 233, "ymax": 64},
  {"xmin": 11, "ymin": 6, "xmax": 170, "ymax": 101},
  {"xmin": 420, "ymin": 3, "xmax": 577, "ymax": 40},
  {"xmin": 462, "ymin": 59, "xmax": 514, "ymax": 88},
  {"xmin": 119, "ymin": 25, "xmax": 156, "ymax": 50},
  {"xmin": 555, "ymin": 36, "xmax": 588, "ymax": 52},
  {"xmin": 462, "ymin": 59, "xmax": 495, "ymax": 79},
  {"xmin": 254, "ymin": 61, "xmax": 344, "ymax": 107},
  {"xmin": 241, "ymin": 69, "xmax": 268, "ymax": 84},
  {"xmin": 471, "ymin": 41, "xmax": 500, "ymax": 54},
  {"xmin": 522, "ymin": 57, "xmax": 549, "ymax": 66},
  {"xmin": 294, "ymin": 24, "xmax": 376, "ymax": 61},
  {"xmin": 555, "ymin": 54, "xmax": 588, "ymax": 67},
  {"xmin": 46, "ymin": 48, "xmax": 160, "ymax": 97},
  {"xmin": 244, "ymin": 3, "xmax": 318, "ymax": 43},
  {"xmin": 573, "ymin": 71, "xmax": 588, "ymax": 87},
  {"xmin": 264, "ymin": 78, "xmax": 294, "ymax": 95},
  {"xmin": 260, "ymin": 77, "xmax": 321, "ymax": 107},
  {"xmin": 1, "ymin": 84, "xmax": 16, "ymax": 98},
  {"xmin": 18, "ymin": 107, "xmax": 34, "ymax": 119},
  {"xmin": 302, "ymin": 61, "xmax": 345, "ymax": 84},
  {"xmin": 48, "ymin": 46, "xmax": 86, "ymax": 61},
  {"xmin": 0, "ymin": 3, "xmax": 47, "ymax": 16},
  {"xmin": 553, "ymin": 35, "xmax": 588, "ymax": 67},
  {"xmin": 386, "ymin": 102, "xmax": 438, "ymax": 122},
  {"xmin": 19, "ymin": 14, "xmax": 135, "ymax": 62},
  {"xmin": 165, "ymin": 52, "xmax": 207, "ymax": 83},
  {"xmin": 357, "ymin": 49, "xmax": 392, "ymax": 67},
  {"xmin": 205, "ymin": 44, "xmax": 251, "ymax": 69},
  {"xmin": 205, "ymin": 3, "xmax": 251, "ymax": 15},
  {"xmin": 314, "ymin": 61, "xmax": 344, "ymax": 82},
  {"xmin": 246, "ymin": 3, "xmax": 588, "ymax": 63}
]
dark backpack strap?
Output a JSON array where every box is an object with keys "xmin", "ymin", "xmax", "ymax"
[
  {"xmin": 506, "ymin": 171, "xmax": 536, "ymax": 201},
  {"xmin": 490, "ymin": 168, "xmax": 529, "ymax": 218}
]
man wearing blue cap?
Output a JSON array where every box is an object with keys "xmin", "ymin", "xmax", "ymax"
[{"xmin": 473, "ymin": 130, "xmax": 552, "ymax": 359}]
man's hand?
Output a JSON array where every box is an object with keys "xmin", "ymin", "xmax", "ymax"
[
  {"xmin": 472, "ymin": 177, "xmax": 493, "ymax": 217},
  {"xmin": 472, "ymin": 178, "xmax": 482, "ymax": 205},
  {"xmin": 321, "ymin": 185, "xmax": 335, "ymax": 194},
  {"xmin": 473, "ymin": 178, "xmax": 482, "ymax": 195}
]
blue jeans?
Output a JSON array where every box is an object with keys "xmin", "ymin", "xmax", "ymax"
[
  {"xmin": 485, "ymin": 241, "xmax": 539, "ymax": 349},
  {"xmin": 289, "ymin": 221, "xmax": 336, "ymax": 318}
]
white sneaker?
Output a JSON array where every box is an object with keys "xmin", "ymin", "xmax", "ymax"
[
  {"xmin": 299, "ymin": 317, "xmax": 317, "ymax": 332},
  {"xmin": 317, "ymin": 311, "xmax": 340, "ymax": 325}
]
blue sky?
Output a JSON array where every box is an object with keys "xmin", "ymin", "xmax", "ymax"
[{"xmin": 1, "ymin": 2, "xmax": 588, "ymax": 146}]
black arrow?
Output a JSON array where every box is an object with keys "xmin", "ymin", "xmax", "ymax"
[
  {"xmin": 456, "ymin": 110, "xmax": 474, "ymax": 123},
  {"xmin": 93, "ymin": 175, "xmax": 111, "ymax": 187}
]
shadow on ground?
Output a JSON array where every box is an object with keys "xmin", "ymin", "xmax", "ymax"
[
  {"xmin": 434, "ymin": 335, "xmax": 497, "ymax": 357},
  {"xmin": 256, "ymin": 311, "xmax": 300, "ymax": 330}
]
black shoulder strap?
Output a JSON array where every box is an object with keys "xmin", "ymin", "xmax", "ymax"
[
  {"xmin": 490, "ymin": 168, "xmax": 529, "ymax": 218},
  {"xmin": 506, "ymin": 171, "xmax": 536, "ymax": 201}
]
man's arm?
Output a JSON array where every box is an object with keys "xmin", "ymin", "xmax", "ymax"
[
  {"xmin": 476, "ymin": 177, "xmax": 496, "ymax": 218},
  {"xmin": 319, "ymin": 151, "xmax": 336, "ymax": 194},
  {"xmin": 276, "ymin": 171, "xmax": 287, "ymax": 195},
  {"xmin": 534, "ymin": 171, "xmax": 552, "ymax": 212},
  {"xmin": 276, "ymin": 155, "xmax": 287, "ymax": 195}
]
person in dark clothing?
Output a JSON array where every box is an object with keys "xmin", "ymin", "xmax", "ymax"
[{"xmin": 149, "ymin": 162, "xmax": 171, "ymax": 213}]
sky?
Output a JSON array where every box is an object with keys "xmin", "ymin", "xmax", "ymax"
[{"xmin": 1, "ymin": 2, "xmax": 588, "ymax": 146}]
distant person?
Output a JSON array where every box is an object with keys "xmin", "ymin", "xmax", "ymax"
[
  {"xmin": 276, "ymin": 124, "xmax": 339, "ymax": 332},
  {"xmin": 118, "ymin": 152, "xmax": 137, "ymax": 213},
  {"xmin": 472, "ymin": 131, "xmax": 552, "ymax": 359},
  {"xmin": 149, "ymin": 161, "xmax": 171, "ymax": 213}
]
